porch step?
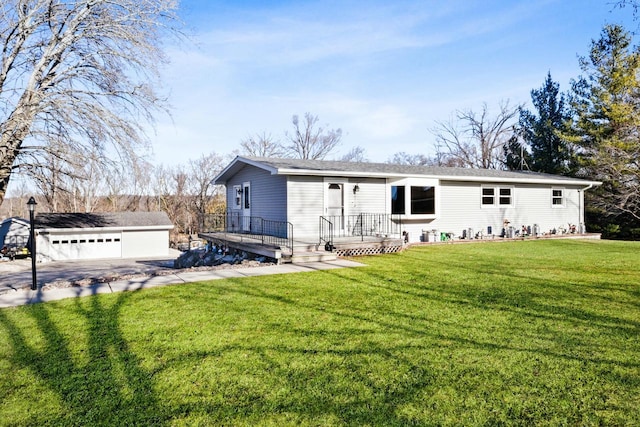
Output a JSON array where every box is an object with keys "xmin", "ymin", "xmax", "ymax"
[{"xmin": 283, "ymin": 251, "xmax": 338, "ymax": 264}]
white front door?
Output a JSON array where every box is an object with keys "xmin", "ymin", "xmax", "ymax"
[
  {"xmin": 242, "ymin": 181, "xmax": 251, "ymax": 231},
  {"xmin": 327, "ymin": 183, "xmax": 344, "ymax": 230}
]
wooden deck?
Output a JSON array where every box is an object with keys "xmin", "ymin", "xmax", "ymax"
[{"xmin": 197, "ymin": 232, "xmax": 406, "ymax": 263}]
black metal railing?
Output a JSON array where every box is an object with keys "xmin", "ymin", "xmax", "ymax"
[
  {"xmin": 204, "ymin": 213, "xmax": 294, "ymax": 254},
  {"xmin": 319, "ymin": 216, "xmax": 334, "ymax": 250},
  {"xmin": 320, "ymin": 213, "xmax": 403, "ymax": 245}
]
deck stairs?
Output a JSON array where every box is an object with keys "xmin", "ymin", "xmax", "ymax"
[{"xmin": 281, "ymin": 241, "xmax": 337, "ymax": 264}]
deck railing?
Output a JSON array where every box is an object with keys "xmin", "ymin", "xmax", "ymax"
[
  {"xmin": 203, "ymin": 213, "xmax": 294, "ymax": 254},
  {"xmin": 320, "ymin": 213, "xmax": 403, "ymax": 245},
  {"xmin": 319, "ymin": 216, "xmax": 334, "ymax": 250}
]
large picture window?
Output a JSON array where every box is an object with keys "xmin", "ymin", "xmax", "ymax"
[
  {"xmin": 390, "ymin": 181, "xmax": 437, "ymax": 217},
  {"xmin": 411, "ymin": 186, "xmax": 435, "ymax": 214}
]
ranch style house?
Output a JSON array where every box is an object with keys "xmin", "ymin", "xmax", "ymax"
[{"xmin": 206, "ymin": 156, "xmax": 601, "ymax": 260}]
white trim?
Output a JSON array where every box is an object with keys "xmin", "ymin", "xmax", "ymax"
[
  {"xmin": 481, "ymin": 185, "xmax": 514, "ymax": 208},
  {"xmin": 389, "ymin": 178, "xmax": 439, "ymax": 219},
  {"xmin": 215, "ymin": 157, "xmax": 601, "ymax": 187},
  {"xmin": 37, "ymin": 225, "xmax": 173, "ymax": 233},
  {"xmin": 323, "ymin": 177, "xmax": 350, "ymax": 218},
  {"xmin": 277, "ymin": 168, "xmax": 600, "ymax": 187}
]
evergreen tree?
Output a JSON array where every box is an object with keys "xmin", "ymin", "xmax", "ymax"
[
  {"xmin": 519, "ymin": 72, "xmax": 571, "ymax": 175},
  {"xmin": 570, "ymin": 24, "xmax": 640, "ymax": 237},
  {"xmin": 502, "ymin": 134, "xmax": 533, "ymax": 171}
]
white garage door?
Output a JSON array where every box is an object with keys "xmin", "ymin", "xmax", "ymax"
[{"xmin": 45, "ymin": 232, "xmax": 122, "ymax": 261}]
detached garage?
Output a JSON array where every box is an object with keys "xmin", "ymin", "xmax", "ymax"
[{"xmin": 35, "ymin": 212, "xmax": 174, "ymax": 262}]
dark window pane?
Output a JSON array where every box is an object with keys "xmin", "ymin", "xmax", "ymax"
[
  {"xmin": 391, "ymin": 186, "xmax": 405, "ymax": 214},
  {"xmin": 411, "ymin": 186, "xmax": 435, "ymax": 214},
  {"xmin": 482, "ymin": 196, "xmax": 495, "ymax": 205}
]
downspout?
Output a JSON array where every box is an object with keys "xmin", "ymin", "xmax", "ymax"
[{"xmin": 579, "ymin": 183, "xmax": 594, "ymax": 230}]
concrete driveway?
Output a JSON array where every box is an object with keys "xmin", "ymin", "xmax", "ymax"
[{"xmin": 0, "ymin": 255, "xmax": 178, "ymax": 294}]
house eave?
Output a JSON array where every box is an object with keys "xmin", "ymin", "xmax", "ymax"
[
  {"xmin": 213, "ymin": 156, "xmax": 279, "ymax": 185},
  {"xmin": 213, "ymin": 156, "xmax": 602, "ymax": 189},
  {"xmin": 276, "ymin": 168, "xmax": 602, "ymax": 187},
  {"xmin": 37, "ymin": 225, "xmax": 174, "ymax": 233}
]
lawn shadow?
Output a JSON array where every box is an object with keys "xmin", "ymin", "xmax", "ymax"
[{"xmin": 0, "ymin": 291, "xmax": 164, "ymax": 425}]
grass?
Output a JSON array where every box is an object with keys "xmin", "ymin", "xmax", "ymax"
[{"xmin": 0, "ymin": 239, "xmax": 639, "ymax": 426}]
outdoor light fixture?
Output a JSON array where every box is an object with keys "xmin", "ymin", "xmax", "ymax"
[
  {"xmin": 27, "ymin": 197, "xmax": 37, "ymax": 291},
  {"xmin": 353, "ymin": 184, "xmax": 360, "ymax": 194}
]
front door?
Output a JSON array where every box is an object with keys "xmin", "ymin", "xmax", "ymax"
[
  {"xmin": 327, "ymin": 183, "xmax": 344, "ymax": 230},
  {"xmin": 242, "ymin": 181, "xmax": 251, "ymax": 231}
]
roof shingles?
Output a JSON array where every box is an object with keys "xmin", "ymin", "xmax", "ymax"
[{"xmin": 35, "ymin": 212, "xmax": 173, "ymax": 229}]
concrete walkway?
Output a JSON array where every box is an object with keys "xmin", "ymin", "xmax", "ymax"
[{"xmin": 0, "ymin": 259, "xmax": 365, "ymax": 308}]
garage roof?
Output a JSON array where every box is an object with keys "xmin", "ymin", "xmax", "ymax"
[{"xmin": 35, "ymin": 212, "xmax": 174, "ymax": 230}]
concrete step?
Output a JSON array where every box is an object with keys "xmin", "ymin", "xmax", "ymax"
[{"xmin": 283, "ymin": 251, "xmax": 338, "ymax": 263}]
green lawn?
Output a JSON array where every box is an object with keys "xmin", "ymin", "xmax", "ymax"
[{"xmin": 1, "ymin": 239, "xmax": 639, "ymax": 426}]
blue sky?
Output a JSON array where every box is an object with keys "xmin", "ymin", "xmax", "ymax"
[{"xmin": 150, "ymin": 0, "xmax": 636, "ymax": 165}]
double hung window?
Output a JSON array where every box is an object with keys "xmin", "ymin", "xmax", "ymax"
[
  {"xmin": 552, "ymin": 188, "xmax": 565, "ymax": 207},
  {"xmin": 481, "ymin": 186, "xmax": 513, "ymax": 207}
]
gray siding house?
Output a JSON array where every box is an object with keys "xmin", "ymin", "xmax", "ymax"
[
  {"xmin": 0, "ymin": 217, "xmax": 30, "ymax": 249},
  {"xmin": 213, "ymin": 156, "xmax": 601, "ymax": 245}
]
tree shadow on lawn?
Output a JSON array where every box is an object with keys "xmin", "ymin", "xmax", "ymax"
[
  {"xmin": 197, "ymin": 274, "xmax": 639, "ymax": 424},
  {"xmin": 0, "ymin": 292, "xmax": 164, "ymax": 425},
  {"xmin": 233, "ymin": 269, "xmax": 640, "ymax": 370}
]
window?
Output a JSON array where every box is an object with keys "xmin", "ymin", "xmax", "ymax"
[
  {"xmin": 552, "ymin": 188, "xmax": 565, "ymax": 207},
  {"xmin": 391, "ymin": 186, "xmax": 405, "ymax": 214},
  {"xmin": 233, "ymin": 185, "xmax": 242, "ymax": 209},
  {"xmin": 482, "ymin": 186, "xmax": 513, "ymax": 206},
  {"xmin": 499, "ymin": 188, "xmax": 512, "ymax": 205},
  {"xmin": 244, "ymin": 185, "xmax": 250, "ymax": 209},
  {"xmin": 411, "ymin": 186, "xmax": 435, "ymax": 214},
  {"xmin": 482, "ymin": 188, "xmax": 495, "ymax": 205},
  {"xmin": 390, "ymin": 182, "xmax": 437, "ymax": 217}
]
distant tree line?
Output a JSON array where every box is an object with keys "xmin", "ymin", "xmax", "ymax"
[{"xmin": 1, "ymin": 152, "xmax": 228, "ymax": 244}]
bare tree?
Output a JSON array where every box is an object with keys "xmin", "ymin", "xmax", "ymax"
[
  {"xmin": 284, "ymin": 113, "xmax": 342, "ymax": 160},
  {"xmin": 240, "ymin": 132, "xmax": 285, "ymax": 158},
  {"xmin": 186, "ymin": 152, "xmax": 225, "ymax": 231},
  {"xmin": 0, "ymin": 0, "xmax": 179, "ymax": 204},
  {"xmin": 341, "ymin": 146, "xmax": 368, "ymax": 162},
  {"xmin": 388, "ymin": 152, "xmax": 434, "ymax": 166},
  {"xmin": 432, "ymin": 101, "xmax": 520, "ymax": 169},
  {"xmin": 153, "ymin": 164, "xmax": 192, "ymax": 237}
]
